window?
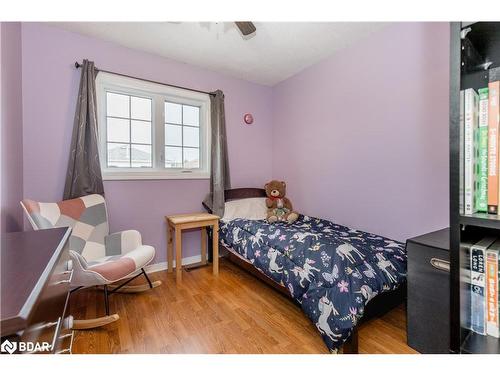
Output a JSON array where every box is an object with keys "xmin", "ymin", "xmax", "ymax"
[
  {"xmin": 96, "ymin": 72, "xmax": 210, "ymax": 180},
  {"xmin": 164, "ymin": 102, "xmax": 201, "ymax": 169},
  {"xmin": 106, "ymin": 93, "xmax": 152, "ymax": 168}
]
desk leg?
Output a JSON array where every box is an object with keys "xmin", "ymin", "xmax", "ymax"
[
  {"xmin": 212, "ymin": 221, "xmax": 219, "ymax": 276},
  {"xmin": 167, "ymin": 225, "xmax": 173, "ymax": 273},
  {"xmin": 201, "ymin": 227, "xmax": 207, "ymax": 265},
  {"xmin": 175, "ymin": 227, "xmax": 182, "ymax": 281}
]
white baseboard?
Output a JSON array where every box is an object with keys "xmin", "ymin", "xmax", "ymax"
[{"xmin": 144, "ymin": 254, "xmax": 202, "ymax": 274}]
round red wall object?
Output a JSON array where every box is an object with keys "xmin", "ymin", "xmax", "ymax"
[{"xmin": 243, "ymin": 113, "xmax": 254, "ymax": 125}]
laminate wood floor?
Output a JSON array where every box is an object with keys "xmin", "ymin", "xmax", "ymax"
[{"xmin": 70, "ymin": 259, "xmax": 418, "ymax": 354}]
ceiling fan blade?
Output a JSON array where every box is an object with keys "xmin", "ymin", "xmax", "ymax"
[{"xmin": 235, "ymin": 22, "xmax": 256, "ymax": 36}]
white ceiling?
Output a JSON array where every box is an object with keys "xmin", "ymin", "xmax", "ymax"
[{"xmin": 52, "ymin": 22, "xmax": 387, "ymax": 86}]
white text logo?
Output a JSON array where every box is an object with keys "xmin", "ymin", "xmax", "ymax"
[
  {"xmin": 1, "ymin": 339, "xmax": 17, "ymax": 354},
  {"xmin": 1, "ymin": 339, "xmax": 51, "ymax": 354}
]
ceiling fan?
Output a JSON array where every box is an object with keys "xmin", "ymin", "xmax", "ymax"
[
  {"xmin": 169, "ymin": 21, "xmax": 256, "ymax": 38},
  {"xmin": 234, "ymin": 22, "xmax": 256, "ymax": 36}
]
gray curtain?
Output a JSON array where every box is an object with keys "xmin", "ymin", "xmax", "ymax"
[
  {"xmin": 203, "ymin": 90, "xmax": 231, "ymax": 217},
  {"xmin": 63, "ymin": 59, "xmax": 104, "ymax": 200}
]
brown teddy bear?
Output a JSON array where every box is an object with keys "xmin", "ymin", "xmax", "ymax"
[{"xmin": 264, "ymin": 180, "xmax": 299, "ymax": 224}]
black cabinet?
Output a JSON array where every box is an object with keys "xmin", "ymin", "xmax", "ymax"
[{"xmin": 407, "ymin": 228, "xmax": 450, "ymax": 353}]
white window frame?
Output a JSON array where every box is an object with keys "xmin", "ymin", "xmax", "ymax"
[{"xmin": 96, "ymin": 72, "xmax": 211, "ymax": 180}]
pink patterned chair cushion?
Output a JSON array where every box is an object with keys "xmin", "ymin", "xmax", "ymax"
[
  {"xmin": 87, "ymin": 245, "xmax": 155, "ymax": 281},
  {"xmin": 22, "ymin": 194, "xmax": 108, "ymax": 260}
]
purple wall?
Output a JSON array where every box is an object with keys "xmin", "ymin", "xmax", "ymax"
[
  {"xmin": 1, "ymin": 22, "xmax": 24, "ymax": 233},
  {"xmin": 272, "ymin": 23, "xmax": 450, "ymax": 242},
  {"xmin": 18, "ymin": 22, "xmax": 450, "ymax": 264},
  {"xmin": 21, "ymin": 23, "xmax": 273, "ymax": 262}
]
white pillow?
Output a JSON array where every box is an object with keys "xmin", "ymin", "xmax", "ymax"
[{"xmin": 222, "ymin": 198, "xmax": 268, "ymax": 221}]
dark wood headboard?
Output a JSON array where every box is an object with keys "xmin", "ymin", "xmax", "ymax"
[
  {"xmin": 202, "ymin": 188, "xmax": 266, "ymax": 213},
  {"xmin": 225, "ymin": 188, "xmax": 266, "ymax": 201}
]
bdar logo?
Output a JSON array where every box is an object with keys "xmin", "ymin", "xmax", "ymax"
[{"xmin": 1, "ymin": 339, "xmax": 17, "ymax": 354}]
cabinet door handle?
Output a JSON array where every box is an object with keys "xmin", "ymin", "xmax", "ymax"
[{"xmin": 430, "ymin": 258, "xmax": 450, "ymax": 273}]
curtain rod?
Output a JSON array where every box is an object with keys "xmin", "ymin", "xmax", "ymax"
[{"xmin": 74, "ymin": 62, "xmax": 215, "ymax": 96}]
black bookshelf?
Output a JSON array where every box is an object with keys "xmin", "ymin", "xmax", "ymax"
[
  {"xmin": 460, "ymin": 214, "xmax": 500, "ymax": 230},
  {"xmin": 450, "ymin": 22, "xmax": 500, "ymax": 354},
  {"xmin": 461, "ymin": 332, "xmax": 500, "ymax": 354}
]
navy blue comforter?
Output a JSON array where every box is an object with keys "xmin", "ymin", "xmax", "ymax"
[{"xmin": 219, "ymin": 215, "xmax": 407, "ymax": 352}]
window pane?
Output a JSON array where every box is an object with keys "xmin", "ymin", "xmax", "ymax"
[
  {"xmin": 165, "ymin": 146, "xmax": 182, "ymax": 168},
  {"xmin": 183, "ymin": 105, "xmax": 199, "ymax": 126},
  {"xmin": 107, "ymin": 118, "xmax": 130, "ymax": 143},
  {"xmin": 131, "ymin": 96, "xmax": 152, "ymax": 121},
  {"xmin": 107, "ymin": 143, "xmax": 130, "ymax": 168},
  {"xmin": 183, "ymin": 126, "xmax": 199, "ymax": 147},
  {"xmin": 107, "ymin": 92, "xmax": 129, "ymax": 118},
  {"xmin": 131, "ymin": 120, "xmax": 151, "ymax": 144},
  {"xmin": 131, "ymin": 144, "xmax": 152, "ymax": 168},
  {"xmin": 165, "ymin": 102, "xmax": 182, "ymax": 124},
  {"xmin": 165, "ymin": 124, "xmax": 182, "ymax": 146},
  {"xmin": 183, "ymin": 147, "xmax": 200, "ymax": 169}
]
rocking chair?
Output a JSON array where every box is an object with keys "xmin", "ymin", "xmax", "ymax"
[{"xmin": 21, "ymin": 194, "xmax": 161, "ymax": 329}]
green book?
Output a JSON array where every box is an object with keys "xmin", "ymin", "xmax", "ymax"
[{"xmin": 476, "ymin": 88, "xmax": 489, "ymax": 212}]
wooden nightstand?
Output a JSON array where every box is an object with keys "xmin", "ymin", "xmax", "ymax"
[{"xmin": 165, "ymin": 213, "xmax": 220, "ymax": 281}]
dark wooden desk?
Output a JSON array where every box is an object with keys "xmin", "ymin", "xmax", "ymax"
[{"xmin": 1, "ymin": 228, "xmax": 73, "ymax": 354}]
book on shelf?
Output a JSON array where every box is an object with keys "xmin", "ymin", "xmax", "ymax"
[
  {"xmin": 486, "ymin": 241, "xmax": 500, "ymax": 338},
  {"xmin": 462, "ymin": 83, "xmax": 500, "ymax": 217},
  {"xmin": 460, "ymin": 90, "xmax": 465, "ymax": 214},
  {"xmin": 464, "ymin": 88, "xmax": 479, "ymax": 215},
  {"xmin": 461, "ymin": 240, "xmax": 475, "ymax": 331},
  {"xmin": 490, "ymin": 67, "xmax": 500, "ymax": 82},
  {"xmin": 470, "ymin": 236, "xmax": 496, "ymax": 335},
  {"xmin": 490, "ymin": 80, "xmax": 500, "ymax": 216},
  {"xmin": 476, "ymin": 88, "xmax": 489, "ymax": 213}
]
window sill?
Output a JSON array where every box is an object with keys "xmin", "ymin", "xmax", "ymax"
[{"xmin": 102, "ymin": 171, "xmax": 210, "ymax": 181}]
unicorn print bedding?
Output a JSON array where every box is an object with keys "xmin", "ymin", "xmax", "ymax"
[{"xmin": 219, "ymin": 214, "xmax": 407, "ymax": 353}]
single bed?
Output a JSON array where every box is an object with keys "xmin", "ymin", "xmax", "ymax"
[{"xmin": 203, "ymin": 188, "xmax": 407, "ymax": 354}]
